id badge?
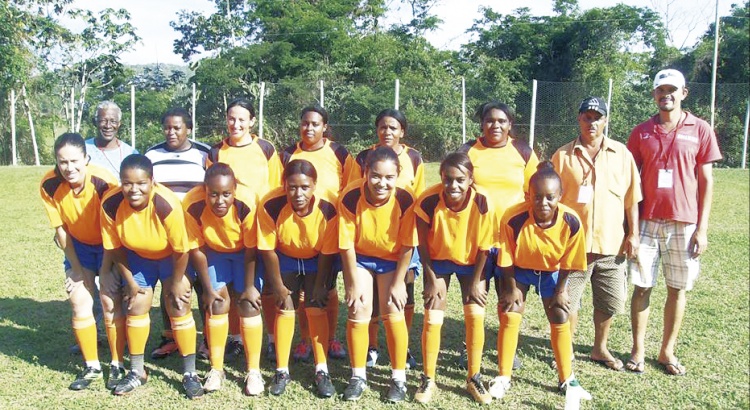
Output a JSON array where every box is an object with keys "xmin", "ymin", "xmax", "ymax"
[
  {"xmin": 577, "ymin": 184, "xmax": 593, "ymax": 204},
  {"xmin": 658, "ymin": 169, "xmax": 673, "ymax": 189}
]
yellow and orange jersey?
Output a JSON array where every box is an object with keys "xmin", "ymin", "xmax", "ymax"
[
  {"xmin": 280, "ymin": 139, "xmax": 355, "ymax": 199},
  {"xmin": 40, "ymin": 164, "xmax": 118, "ymax": 245},
  {"xmin": 351, "ymin": 144, "xmax": 426, "ymax": 196},
  {"xmin": 257, "ymin": 187, "xmax": 339, "ymax": 258},
  {"xmin": 414, "ymin": 184, "xmax": 494, "ymax": 266},
  {"xmin": 207, "ymin": 135, "xmax": 282, "ymax": 197},
  {"xmin": 182, "ymin": 185, "xmax": 259, "ymax": 253},
  {"xmin": 100, "ymin": 183, "xmax": 189, "ymax": 260},
  {"xmin": 458, "ymin": 138, "xmax": 539, "ymax": 215},
  {"xmin": 338, "ymin": 180, "xmax": 418, "ymax": 261},
  {"xmin": 497, "ymin": 201, "xmax": 587, "ymax": 272}
]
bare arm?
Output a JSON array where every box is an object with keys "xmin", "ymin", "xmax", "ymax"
[{"xmin": 690, "ymin": 162, "xmax": 714, "ymax": 258}]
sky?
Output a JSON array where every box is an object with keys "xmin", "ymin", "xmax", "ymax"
[{"xmin": 64, "ymin": 0, "xmax": 734, "ymax": 66}]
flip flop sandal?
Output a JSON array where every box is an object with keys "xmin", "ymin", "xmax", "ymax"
[
  {"xmin": 660, "ymin": 361, "xmax": 687, "ymax": 376},
  {"xmin": 591, "ymin": 357, "xmax": 624, "ymax": 371},
  {"xmin": 625, "ymin": 359, "xmax": 645, "ymax": 374}
]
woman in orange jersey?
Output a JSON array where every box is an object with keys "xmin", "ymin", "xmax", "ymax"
[
  {"xmin": 412, "ymin": 152, "xmax": 493, "ymax": 405},
  {"xmin": 489, "ymin": 162, "xmax": 592, "ymax": 407},
  {"xmin": 99, "ymin": 154, "xmax": 202, "ymax": 399},
  {"xmin": 182, "ymin": 163, "xmax": 264, "ymax": 396},
  {"xmin": 39, "ymin": 133, "xmax": 119, "ymax": 391},
  {"xmin": 279, "ymin": 105, "xmax": 353, "ymax": 362},
  {"xmin": 352, "ymin": 109, "xmax": 424, "ymax": 370},
  {"xmin": 339, "ymin": 146, "xmax": 417, "ymax": 403},
  {"xmin": 257, "ymin": 159, "xmax": 339, "ymax": 398}
]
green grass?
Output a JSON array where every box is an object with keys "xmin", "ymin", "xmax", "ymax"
[{"xmin": 0, "ymin": 165, "xmax": 747, "ymax": 409}]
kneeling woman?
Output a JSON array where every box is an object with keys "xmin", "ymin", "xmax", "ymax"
[
  {"xmin": 182, "ymin": 163, "xmax": 264, "ymax": 396},
  {"xmin": 490, "ymin": 161, "xmax": 591, "ymax": 405},
  {"xmin": 40, "ymin": 133, "xmax": 119, "ymax": 390},
  {"xmin": 257, "ymin": 159, "xmax": 338, "ymax": 398},
  {"xmin": 413, "ymin": 152, "xmax": 493, "ymax": 404},
  {"xmin": 100, "ymin": 154, "xmax": 202, "ymax": 399},
  {"xmin": 338, "ymin": 146, "xmax": 417, "ymax": 403}
]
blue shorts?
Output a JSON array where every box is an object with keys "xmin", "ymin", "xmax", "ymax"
[
  {"xmin": 125, "ymin": 250, "xmax": 174, "ymax": 288},
  {"xmin": 63, "ymin": 237, "xmax": 104, "ymax": 273},
  {"xmin": 278, "ymin": 251, "xmax": 318, "ymax": 275},
  {"xmin": 485, "ymin": 247, "xmax": 501, "ymax": 280},
  {"xmin": 431, "ymin": 260, "xmax": 475, "ymax": 276},
  {"xmin": 408, "ymin": 247, "xmax": 422, "ymax": 277},
  {"xmin": 356, "ymin": 255, "xmax": 397, "ymax": 274},
  {"xmin": 513, "ymin": 267, "xmax": 562, "ymax": 299},
  {"xmin": 207, "ymin": 248, "xmax": 264, "ymax": 292}
]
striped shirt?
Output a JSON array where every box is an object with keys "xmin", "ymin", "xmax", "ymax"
[{"xmin": 145, "ymin": 140, "xmax": 211, "ymax": 200}]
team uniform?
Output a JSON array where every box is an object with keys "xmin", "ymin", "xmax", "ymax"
[
  {"xmin": 280, "ymin": 139, "xmax": 355, "ymax": 198},
  {"xmin": 85, "ymin": 138, "xmax": 138, "ymax": 181},
  {"xmin": 257, "ymin": 187, "xmax": 339, "ymax": 382},
  {"xmin": 495, "ymin": 201, "xmax": 586, "ymax": 390},
  {"xmin": 40, "ymin": 165, "xmax": 118, "ymax": 384},
  {"xmin": 207, "ymin": 136, "xmax": 282, "ymax": 196},
  {"xmin": 627, "ymin": 112, "xmax": 722, "ymax": 290},
  {"xmin": 414, "ymin": 184, "xmax": 493, "ymax": 388},
  {"xmin": 145, "ymin": 140, "xmax": 211, "ymax": 200}
]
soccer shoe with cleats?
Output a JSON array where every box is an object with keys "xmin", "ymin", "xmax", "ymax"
[
  {"xmin": 466, "ymin": 373, "xmax": 492, "ymax": 404},
  {"xmin": 182, "ymin": 373, "xmax": 204, "ymax": 399},
  {"xmin": 488, "ymin": 375, "xmax": 511, "ymax": 399},
  {"xmin": 203, "ymin": 368, "xmax": 225, "ymax": 392},
  {"xmin": 314, "ymin": 370, "xmax": 335, "ymax": 398},
  {"xmin": 69, "ymin": 366, "xmax": 102, "ymax": 391},
  {"xmin": 414, "ymin": 374, "xmax": 436, "ymax": 404},
  {"xmin": 342, "ymin": 376, "xmax": 367, "ymax": 401},
  {"xmin": 113, "ymin": 370, "xmax": 147, "ymax": 395}
]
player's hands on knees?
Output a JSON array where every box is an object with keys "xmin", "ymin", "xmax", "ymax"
[
  {"xmin": 345, "ymin": 285, "xmax": 365, "ymax": 314},
  {"xmin": 422, "ymin": 278, "xmax": 446, "ymax": 310},
  {"xmin": 388, "ymin": 280, "xmax": 407, "ymax": 311},
  {"xmin": 500, "ymin": 287, "xmax": 523, "ymax": 313},
  {"xmin": 123, "ymin": 280, "xmax": 146, "ymax": 310},
  {"xmin": 170, "ymin": 280, "xmax": 192, "ymax": 311},
  {"xmin": 273, "ymin": 284, "xmax": 292, "ymax": 307},
  {"xmin": 548, "ymin": 288, "xmax": 570, "ymax": 313},
  {"xmin": 309, "ymin": 286, "xmax": 329, "ymax": 308},
  {"xmin": 202, "ymin": 289, "xmax": 225, "ymax": 316},
  {"xmin": 466, "ymin": 279, "xmax": 488, "ymax": 307},
  {"xmin": 240, "ymin": 286, "xmax": 262, "ymax": 311}
]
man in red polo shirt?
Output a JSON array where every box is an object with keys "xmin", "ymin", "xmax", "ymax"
[{"xmin": 625, "ymin": 69, "xmax": 722, "ymax": 376}]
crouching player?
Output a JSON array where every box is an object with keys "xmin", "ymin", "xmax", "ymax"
[{"xmin": 490, "ymin": 161, "xmax": 592, "ymax": 406}]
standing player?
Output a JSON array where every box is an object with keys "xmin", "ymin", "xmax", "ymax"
[
  {"xmin": 40, "ymin": 133, "xmax": 119, "ymax": 390},
  {"xmin": 100, "ymin": 155, "xmax": 203, "ymax": 399},
  {"xmin": 182, "ymin": 163, "xmax": 263, "ymax": 395},
  {"xmin": 279, "ymin": 105, "xmax": 354, "ymax": 362},
  {"xmin": 626, "ymin": 69, "xmax": 722, "ymax": 376},
  {"xmin": 490, "ymin": 162, "xmax": 592, "ymax": 407},
  {"xmin": 551, "ymin": 97, "xmax": 642, "ymax": 371},
  {"xmin": 145, "ymin": 107, "xmax": 211, "ymax": 361},
  {"xmin": 413, "ymin": 152, "xmax": 493, "ymax": 404},
  {"xmin": 258, "ymin": 159, "xmax": 339, "ymax": 398},
  {"xmin": 339, "ymin": 147, "xmax": 417, "ymax": 402},
  {"xmin": 351, "ymin": 109, "xmax": 425, "ymax": 370}
]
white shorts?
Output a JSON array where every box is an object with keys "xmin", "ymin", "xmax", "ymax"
[{"xmin": 629, "ymin": 219, "xmax": 700, "ymax": 291}]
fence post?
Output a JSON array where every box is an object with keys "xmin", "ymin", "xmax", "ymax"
[
  {"xmin": 742, "ymin": 99, "xmax": 749, "ymax": 170},
  {"xmin": 395, "ymin": 79, "xmax": 400, "ymax": 110},
  {"xmin": 605, "ymin": 78, "xmax": 613, "ymax": 136},
  {"xmin": 462, "ymin": 77, "xmax": 466, "ymax": 144},
  {"xmin": 70, "ymin": 87, "xmax": 75, "ymax": 131},
  {"xmin": 192, "ymin": 83, "xmax": 197, "ymax": 140},
  {"xmin": 259, "ymin": 82, "xmax": 265, "ymax": 140},
  {"xmin": 10, "ymin": 90, "xmax": 17, "ymax": 166},
  {"xmin": 320, "ymin": 80, "xmax": 325, "ymax": 108},
  {"xmin": 710, "ymin": 0, "xmax": 720, "ymax": 129},
  {"xmin": 130, "ymin": 85, "xmax": 136, "ymax": 149},
  {"xmin": 529, "ymin": 79, "xmax": 538, "ymax": 150}
]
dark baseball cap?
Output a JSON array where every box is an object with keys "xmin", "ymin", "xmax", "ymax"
[{"xmin": 578, "ymin": 97, "xmax": 608, "ymax": 116}]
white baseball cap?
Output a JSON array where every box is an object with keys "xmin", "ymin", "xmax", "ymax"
[{"xmin": 653, "ymin": 69, "xmax": 686, "ymax": 90}]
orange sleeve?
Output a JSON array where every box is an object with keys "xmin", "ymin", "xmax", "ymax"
[
  {"xmin": 523, "ymin": 151, "xmax": 540, "ymax": 194},
  {"xmin": 412, "ymin": 191, "xmax": 431, "ymax": 225},
  {"xmin": 559, "ymin": 214, "xmax": 588, "ymax": 271},
  {"xmin": 241, "ymin": 192, "xmax": 259, "ymax": 249},
  {"xmin": 267, "ymin": 151, "xmax": 283, "ymax": 191},
  {"xmin": 319, "ymin": 215, "xmax": 339, "ymax": 255},
  {"xmin": 182, "ymin": 191, "xmax": 205, "ymax": 250},
  {"xmin": 163, "ymin": 197, "xmax": 190, "ymax": 254},
  {"xmin": 256, "ymin": 193, "xmax": 278, "ymax": 251},
  {"xmin": 39, "ymin": 175, "xmax": 63, "ymax": 229},
  {"xmin": 412, "ymin": 161, "xmax": 426, "ymax": 197},
  {"xmin": 100, "ymin": 192, "xmax": 121, "ymax": 250},
  {"xmin": 477, "ymin": 199, "xmax": 494, "ymax": 252},
  {"xmin": 399, "ymin": 200, "xmax": 418, "ymax": 248},
  {"xmin": 347, "ymin": 163, "xmax": 364, "ymax": 187},
  {"xmin": 337, "ymin": 194, "xmax": 356, "ymax": 251},
  {"xmin": 496, "ymin": 214, "xmax": 516, "ymax": 268},
  {"xmin": 341, "ymin": 155, "xmax": 356, "ymax": 192}
]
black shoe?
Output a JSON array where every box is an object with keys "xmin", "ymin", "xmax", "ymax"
[
  {"xmin": 113, "ymin": 370, "xmax": 147, "ymax": 395},
  {"xmin": 385, "ymin": 378, "xmax": 407, "ymax": 403},
  {"xmin": 342, "ymin": 376, "xmax": 367, "ymax": 401},
  {"xmin": 224, "ymin": 339, "xmax": 244, "ymax": 362},
  {"xmin": 406, "ymin": 349, "xmax": 418, "ymax": 370},
  {"xmin": 69, "ymin": 366, "xmax": 103, "ymax": 390},
  {"xmin": 182, "ymin": 373, "xmax": 204, "ymax": 399},
  {"xmin": 314, "ymin": 371, "xmax": 335, "ymax": 398},
  {"xmin": 106, "ymin": 365, "xmax": 125, "ymax": 390},
  {"xmin": 513, "ymin": 355, "xmax": 523, "ymax": 370},
  {"xmin": 269, "ymin": 370, "xmax": 291, "ymax": 396}
]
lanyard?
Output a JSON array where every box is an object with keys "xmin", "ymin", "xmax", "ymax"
[
  {"xmin": 656, "ymin": 113, "xmax": 685, "ymax": 168},
  {"xmin": 575, "ymin": 138, "xmax": 603, "ymax": 184}
]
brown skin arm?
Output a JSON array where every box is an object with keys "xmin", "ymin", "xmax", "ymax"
[
  {"xmin": 417, "ymin": 218, "xmax": 444, "ymax": 310},
  {"xmin": 690, "ymin": 162, "xmax": 714, "ymax": 258}
]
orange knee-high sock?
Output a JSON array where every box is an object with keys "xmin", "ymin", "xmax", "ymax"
[
  {"xmin": 421, "ymin": 310, "xmax": 444, "ymax": 379},
  {"xmin": 404, "ymin": 304, "xmax": 415, "ymax": 332},
  {"xmin": 326, "ymin": 289, "xmax": 340, "ymax": 340},
  {"xmin": 260, "ymin": 294, "xmax": 277, "ymax": 340},
  {"xmin": 207, "ymin": 313, "xmax": 229, "ymax": 370},
  {"xmin": 73, "ymin": 316, "xmax": 99, "ymax": 363},
  {"xmin": 170, "ymin": 313, "xmax": 197, "ymax": 356},
  {"xmin": 275, "ymin": 309, "xmax": 296, "ymax": 369},
  {"xmin": 498, "ymin": 311, "xmax": 522, "ymax": 377},
  {"xmin": 550, "ymin": 322, "xmax": 573, "ymax": 382},
  {"xmin": 305, "ymin": 307, "xmax": 329, "ymax": 366},
  {"xmin": 240, "ymin": 315, "xmax": 263, "ymax": 371},
  {"xmin": 464, "ymin": 304, "xmax": 486, "ymax": 379},
  {"xmin": 368, "ymin": 317, "xmax": 380, "ymax": 349},
  {"xmin": 126, "ymin": 313, "xmax": 151, "ymax": 356},
  {"xmin": 104, "ymin": 317, "xmax": 126, "ymax": 364},
  {"xmin": 346, "ymin": 318, "xmax": 370, "ymax": 370},
  {"xmin": 228, "ymin": 301, "xmax": 240, "ymax": 337},
  {"xmin": 383, "ymin": 312, "xmax": 408, "ymax": 371},
  {"xmin": 297, "ymin": 300, "xmax": 310, "ymax": 342}
]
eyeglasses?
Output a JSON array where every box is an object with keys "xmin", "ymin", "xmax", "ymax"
[{"xmin": 97, "ymin": 119, "xmax": 120, "ymax": 126}]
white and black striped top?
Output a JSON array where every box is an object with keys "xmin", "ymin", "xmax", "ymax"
[{"xmin": 145, "ymin": 140, "xmax": 211, "ymax": 200}]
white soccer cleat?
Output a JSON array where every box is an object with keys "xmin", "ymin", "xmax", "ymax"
[{"xmin": 488, "ymin": 375, "xmax": 511, "ymax": 399}]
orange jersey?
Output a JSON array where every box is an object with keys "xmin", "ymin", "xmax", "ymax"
[
  {"xmin": 101, "ymin": 183, "xmax": 190, "ymax": 260},
  {"xmin": 280, "ymin": 139, "xmax": 355, "ymax": 199},
  {"xmin": 414, "ymin": 184, "xmax": 494, "ymax": 266},
  {"xmin": 338, "ymin": 181, "xmax": 418, "ymax": 261},
  {"xmin": 39, "ymin": 165, "xmax": 118, "ymax": 245},
  {"xmin": 497, "ymin": 202, "xmax": 587, "ymax": 272},
  {"xmin": 207, "ymin": 136, "xmax": 282, "ymax": 197},
  {"xmin": 182, "ymin": 185, "xmax": 259, "ymax": 253},
  {"xmin": 351, "ymin": 144, "xmax": 426, "ymax": 196},
  {"xmin": 257, "ymin": 187, "xmax": 339, "ymax": 258}
]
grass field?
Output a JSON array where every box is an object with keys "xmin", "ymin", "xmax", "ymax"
[{"xmin": 0, "ymin": 165, "xmax": 747, "ymax": 409}]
